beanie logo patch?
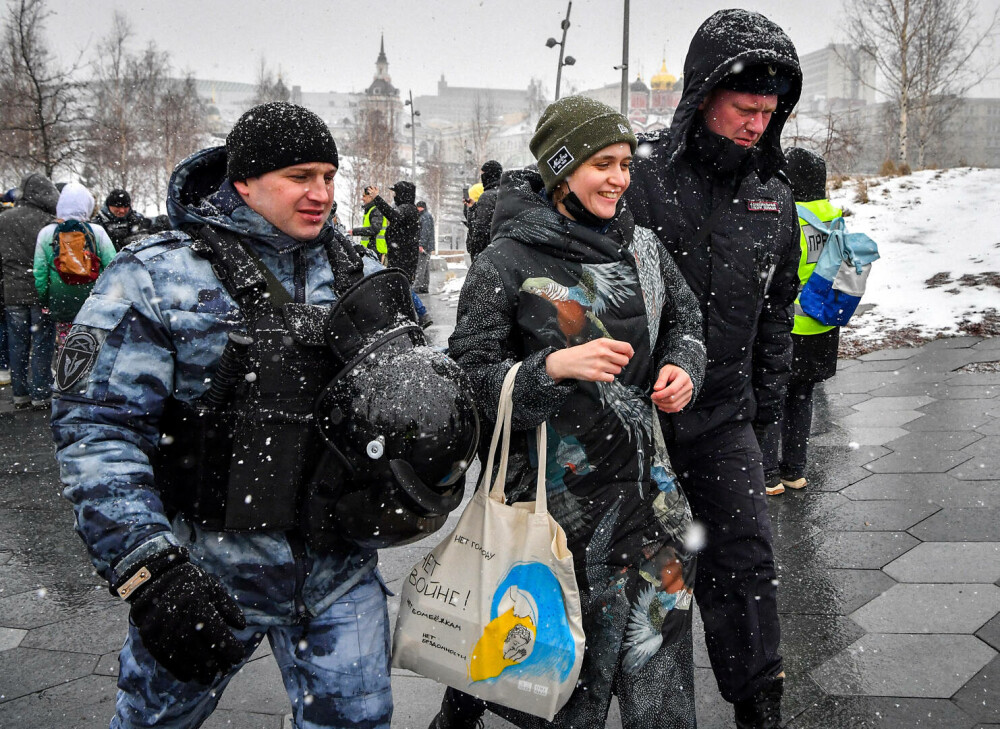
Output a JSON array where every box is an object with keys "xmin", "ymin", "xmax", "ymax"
[
  {"xmin": 547, "ymin": 146, "xmax": 575, "ymax": 176},
  {"xmin": 618, "ymin": 124, "xmax": 630, "ymax": 134}
]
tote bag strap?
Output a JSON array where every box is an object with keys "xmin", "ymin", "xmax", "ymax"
[
  {"xmin": 483, "ymin": 362, "xmax": 520, "ymax": 502},
  {"xmin": 483, "ymin": 362, "xmax": 552, "ymax": 517}
]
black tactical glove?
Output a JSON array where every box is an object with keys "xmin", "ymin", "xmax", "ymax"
[{"xmin": 115, "ymin": 548, "xmax": 247, "ymax": 684}]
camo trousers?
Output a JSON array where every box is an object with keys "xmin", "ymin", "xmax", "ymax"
[{"xmin": 111, "ymin": 569, "xmax": 392, "ymax": 729}]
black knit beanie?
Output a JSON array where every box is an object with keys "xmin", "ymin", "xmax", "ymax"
[
  {"xmin": 529, "ymin": 95, "xmax": 637, "ymax": 193},
  {"xmin": 480, "ymin": 160, "xmax": 503, "ymax": 188},
  {"xmin": 784, "ymin": 147, "xmax": 827, "ymax": 201},
  {"xmin": 106, "ymin": 189, "xmax": 131, "ymax": 208},
  {"xmin": 226, "ymin": 102, "xmax": 339, "ymax": 181}
]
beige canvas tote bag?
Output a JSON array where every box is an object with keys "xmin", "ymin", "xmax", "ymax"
[{"xmin": 392, "ymin": 362, "xmax": 586, "ymax": 720}]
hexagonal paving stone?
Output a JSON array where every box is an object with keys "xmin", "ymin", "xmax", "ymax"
[
  {"xmin": 885, "ymin": 430, "xmax": 984, "ymax": 452},
  {"xmin": 786, "ymin": 695, "xmax": 982, "ymax": 729},
  {"xmin": 0, "ymin": 646, "xmax": 98, "ymax": 702},
  {"xmin": 977, "ymin": 613, "xmax": 1000, "ymax": 652},
  {"xmin": 810, "ymin": 633, "xmax": 996, "ymax": 698},
  {"xmin": 851, "ymin": 396, "xmax": 935, "ymax": 412},
  {"xmin": 910, "ymin": 508, "xmax": 1000, "ymax": 542},
  {"xmin": 838, "ymin": 410, "xmax": 925, "ymax": 429},
  {"xmin": 884, "ymin": 543, "xmax": 1000, "ymax": 583},
  {"xmin": 859, "ymin": 348, "xmax": 919, "ymax": 361},
  {"xmin": 834, "ymin": 531, "xmax": 919, "ymax": 569},
  {"xmin": 0, "ymin": 626, "xmax": 26, "ymax": 651},
  {"xmin": 952, "ymin": 437, "xmax": 1000, "ymax": 481},
  {"xmin": 977, "ymin": 418, "xmax": 1000, "ymax": 436},
  {"xmin": 0, "ymin": 674, "xmax": 118, "ymax": 729},
  {"xmin": 842, "ymin": 474, "xmax": 1000, "ymax": 508},
  {"xmin": 824, "ymin": 500, "xmax": 940, "ymax": 532},
  {"xmin": 922, "ymin": 336, "xmax": 984, "ymax": 349},
  {"xmin": 863, "ymin": 449, "xmax": 972, "ymax": 474},
  {"xmin": 811, "ymin": 426, "xmax": 911, "ymax": 447},
  {"xmin": 907, "ymin": 411, "xmax": 995, "ymax": 431},
  {"xmin": 850, "ymin": 583, "xmax": 1000, "ymax": 633},
  {"xmin": 21, "ymin": 604, "xmax": 131, "ymax": 654},
  {"xmin": 952, "ymin": 655, "xmax": 1000, "ymax": 723},
  {"xmin": 777, "ymin": 568, "xmax": 897, "ymax": 616},
  {"xmin": 826, "ymin": 372, "xmax": 932, "ymax": 395}
]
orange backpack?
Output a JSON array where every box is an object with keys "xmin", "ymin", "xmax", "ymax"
[{"xmin": 53, "ymin": 219, "xmax": 101, "ymax": 284}]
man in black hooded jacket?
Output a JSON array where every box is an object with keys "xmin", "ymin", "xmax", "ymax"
[
  {"xmin": 625, "ymin": 10, "xmax": 802, "ymax": 729},
  {"xmin": 463, "ymin": 159, "xmax": 502, "ymax": 259},
  {"xmin": 371, "ymin": 180, "xmax": 420, "ymax": 281}
]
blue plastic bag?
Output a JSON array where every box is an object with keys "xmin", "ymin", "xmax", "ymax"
[{"xmin": 796, "ymin": 204, "xmax": 880, "ymax": 326}]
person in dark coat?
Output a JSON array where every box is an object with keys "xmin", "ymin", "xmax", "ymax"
[
  {"xmin": 759, "ymin": 148, "xmax": 841, "ymax": 495},
  {"xmin": 414, "ymin": 200, "xmax": 434, "ymax": 294},
  {"xmin": 464, "ymin": 159, "xmax": 502, "ymax": 259},
  {"xmin": 371, "ymin": 180, "xmax": 420, "ymax": 281},
  {"xmin": 96, "ymin": 188, "xmax": 151, "ymax": 251},
  {"xmin": 429, "ymin": 96, "xmax": 706, "ymax": 729},
  {"xmin": 624, "ymin": 9, "xmax": 803, "ymax": 728},
  {"xmin": 0, "ymin": 172, "xmax": 58, "ymax": 408}
]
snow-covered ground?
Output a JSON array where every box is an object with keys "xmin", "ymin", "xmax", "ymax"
[
  {"xmin": 435, "ymin": 167, "xmax": 999, "ymax": 355},
  {"xmin": 829, "ymin": 167, "xmax": 1000, "ymax": 354}
]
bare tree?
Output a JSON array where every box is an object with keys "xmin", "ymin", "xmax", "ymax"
[
  {"xmin": 152, "ymin": 75, "xmax": 206, "ymax": 209},
  {"xmin": 0, "ymin": 0, "xmax": 85, "ymax": 179},
  {"xmin": 467, "ymin": 91, "xmax": 499, "ymax": 167},
  {"xmin": 251, "ymin": 56, "xmax": 290, "ymax": 107},
  {"xmin": 80, "ymin": 12, "xmax": 205, "ymax": 213},
  {"xmin": 783, "ymin": 107, "xmax": 865, "ymax": 176},
  {"xmin": 419, "ymin": 141, "xmax": 449, "ymax": 227},
  {"xmin": 844, "ymin": 0, "xmax": 998, "ymax": 167}
]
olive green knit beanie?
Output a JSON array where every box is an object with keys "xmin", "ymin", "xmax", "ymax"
[{"xmin": 529, "ymin": 95, "xmax": 637, "ymax": 193}]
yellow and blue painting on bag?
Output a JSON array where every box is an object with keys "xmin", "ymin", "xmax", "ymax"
[{"xmin": 468, "ymin": 562, "xmax": 577, "ymax": 686}]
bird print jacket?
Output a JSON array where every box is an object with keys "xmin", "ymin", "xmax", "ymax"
[{"xmin": 448, "ymin": 168, "xmax": 706, "ymax": 591}]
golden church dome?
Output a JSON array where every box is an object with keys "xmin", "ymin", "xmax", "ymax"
[{"xmin": 650, "ymin": 60, "xmax": 677, "ymax": 90}]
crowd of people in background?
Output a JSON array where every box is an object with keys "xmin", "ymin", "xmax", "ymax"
[{"xmin": 0, "ymin": 180, "xmax": 168, "ymax": 409}]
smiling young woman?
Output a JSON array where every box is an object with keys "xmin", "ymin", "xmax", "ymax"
[{"xmin": 427, "ymin": 95, "xmax": 707, "ymax": 729}]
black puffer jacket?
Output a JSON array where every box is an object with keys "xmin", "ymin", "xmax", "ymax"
[
  {"xmin": 449, "ymin": 168, "xmax": 705, "ymax": 587},
  {"xmin": 0, "ymin": 173, "xmax": 58, "ymax": 306},
  {"xmin": 626, "ymin": 9, "xmax": 803, "ymax": 441},
  {"xmin": 96, "ymin": 206, "xmax": 151, "ymax": 251},
  {"xmin": 465, "ymin": 175, "xmax": 500, "ymax": 260},
  {"xmin": 373, "ymin": 181, "xmax": 420, "ymax": 281}
]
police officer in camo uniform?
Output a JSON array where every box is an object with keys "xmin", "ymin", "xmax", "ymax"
[{"xmin": 51, "ymin": 103, "xmax": 394, "ymax": 729}]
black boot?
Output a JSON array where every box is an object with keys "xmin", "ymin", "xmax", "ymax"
[
  {"xmin": 428, "ymin": 688, "xmax": 487, "ymax": 729},
  {"xmin": 734, "ymin": 676, "xmax": 783, "ymax": 729}
]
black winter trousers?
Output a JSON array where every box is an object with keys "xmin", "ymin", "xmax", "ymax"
[
  {"xmin": 667, "ymin": 420, "xmax": 783, "ymax": 704},
  {"xmin": 760, "ymin": 379, "xmax": 817, "ymax": 482}
]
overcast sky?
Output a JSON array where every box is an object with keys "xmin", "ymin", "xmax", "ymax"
[{"xmin": 42, "ymin": 0, "xmax": 1000, "ymax": 97}]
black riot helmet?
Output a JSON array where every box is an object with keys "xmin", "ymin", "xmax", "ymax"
[{"xmin": 312, "ymin": 268, "xmax": 479, "ymax": 548}]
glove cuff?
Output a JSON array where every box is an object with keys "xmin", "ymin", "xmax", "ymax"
[{"xmin": 112, "ymin": 546, "xmax": 189, "ymax": 601}]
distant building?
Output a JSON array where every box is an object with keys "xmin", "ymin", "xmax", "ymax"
[
  {"xmin": 361, "ymin": 35, "xmax": 402, "ymax": 134},
  {"xmin": 414, "ymin": 77, "xmax": 544, "ymax": 126},
  {"xmin": 798, "ymin": 44, "xmax": 876, "ymax": 112},
  {"xmin": 578, "ymin": 59, "xmax": 682, "ymax": 133}
]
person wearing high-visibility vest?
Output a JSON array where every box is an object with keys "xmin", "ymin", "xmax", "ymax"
[
  {"xmin": 348, "ymin": 185, "xmax": 388, "ymax": 261},
  {"xmin": 760, "ymin": 148, "xmax": 842, "ymax": 496}
]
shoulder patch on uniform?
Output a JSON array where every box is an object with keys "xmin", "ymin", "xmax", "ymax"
[{"xmin": 55, "ymin": 331, "xmax": 100, "ymax": 391}]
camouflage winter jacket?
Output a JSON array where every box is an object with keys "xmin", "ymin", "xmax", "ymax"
[{"xmin": 51, "ymin": 147, "xmax": 383, "ymax": 625}]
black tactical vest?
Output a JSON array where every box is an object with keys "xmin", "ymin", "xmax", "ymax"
[{"xmin": 154, "ymin": 226, "xmax": 364, "ymax": 531}]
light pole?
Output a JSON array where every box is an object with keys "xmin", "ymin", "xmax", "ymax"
[
  {"xmin": 615, "ymin": 0, "xmax": 630, "ymax": 115},
  {"xmin": 545, "ymin": 1, "xmax": 575, "ymax": 100},
  {"xmin": 404, "ymin": 90, "xmax": 420, "ymax": 180}
]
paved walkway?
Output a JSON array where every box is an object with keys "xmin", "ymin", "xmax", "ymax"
[{"xmin": 0, "ymin": 274, "xmax": 997, "ymax": 728}]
